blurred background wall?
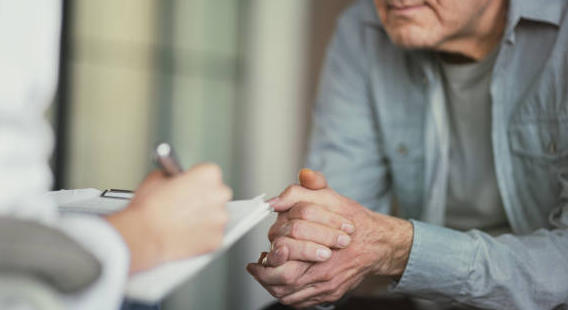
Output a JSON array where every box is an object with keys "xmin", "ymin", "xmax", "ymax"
[{"xmin": 52, "ymin": 0, "xmax": 354, "ymax": 309}]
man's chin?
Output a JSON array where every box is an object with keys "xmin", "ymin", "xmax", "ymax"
[{"xmin": 385, "ymin": 27, "xmax": 439, "ymax": 50}]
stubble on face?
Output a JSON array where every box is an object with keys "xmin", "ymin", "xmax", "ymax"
[
  {"xmin": 373, "ymin": 0, "xmax": 498, "ymax": 56},
  {"xmin": 374, "ymin": 0, "xmax": 446, "ymax": 49}
]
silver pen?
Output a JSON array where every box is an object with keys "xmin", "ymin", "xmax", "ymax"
[{"xmin": 154, "ymin": 142, "xmax": 183, "ymax": 176}]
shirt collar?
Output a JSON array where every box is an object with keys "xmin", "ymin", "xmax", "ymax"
[
  {"xmin": 360, "ymin": 0, "xmax": 382, "ymax": 27},
  {"xmin": 505, "ymin": 0, "xmax": 565, "ymax": 43},
  {"xmin": 509, "ymin": 0, "xmax": 564, "ymax": 26}
]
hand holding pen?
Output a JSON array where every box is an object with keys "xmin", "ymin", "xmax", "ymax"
[{"xmin": 105, "ymin": 142, "xmax": 232, "ymax": 273}]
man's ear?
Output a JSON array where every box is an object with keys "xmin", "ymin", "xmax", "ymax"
[{"xmin": 298, "ymin": 169, "xmax": 328, "ymax": 190}]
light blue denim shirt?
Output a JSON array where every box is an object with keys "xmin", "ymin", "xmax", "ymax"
[{"xmin": 306, "ymin": 0, "xmax": 568, "ymax": 309}]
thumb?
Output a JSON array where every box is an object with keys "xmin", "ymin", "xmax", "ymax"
[{"xmin": 298, "ymin": 168, "xmax": 327, "ymax": 190}]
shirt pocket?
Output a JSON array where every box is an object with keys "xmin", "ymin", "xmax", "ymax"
[
  {"xmin": 508, "ymin": 120, "xmax": 568, "ymax": 221},
  {"xmin": 509, "ymin": 121, "xmax": 568, "ymax": 164}
]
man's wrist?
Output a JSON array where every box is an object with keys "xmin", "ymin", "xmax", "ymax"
[
  {"xmin": 390, "ymin": 218, "xmax": 413, "ymax": 277},
  {"xmin": 370, "ymin": 214, "xmax": 413, "ymax": 278}
]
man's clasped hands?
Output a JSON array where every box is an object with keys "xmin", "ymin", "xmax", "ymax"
[{"xmin": 247, "ymin": 169, "xmax": 414, "ymax": 308}]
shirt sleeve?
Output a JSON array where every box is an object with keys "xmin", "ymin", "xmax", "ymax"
[
  {"xmin": 0, "ymin": 1, "xmax": 130, "ymax": 309},
  {"xmin": 0, "ymin": 0, "xmax": 61, "ymax": 224},
  {"xmin": 59, "ymin": 215, "xmax": 130, "ymax": 310},
  {"xmin": 391, "ymin": 216, "xmax": 568, "ymax": 309},
  {"xmin": 306, "ymin": 3, "xmax": 392, "ymax": 214}
]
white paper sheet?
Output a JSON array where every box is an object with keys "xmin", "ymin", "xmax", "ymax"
[{"xmin": 49, "ymin": 189, "xmax": 271, "ymax": 302}]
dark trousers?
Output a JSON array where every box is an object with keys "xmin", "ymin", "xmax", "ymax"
[
  {"xmin": 263, "ymin": 296, "xmax": 473, "ymax": 310},
  {"xmin": 263, "ymin": 296, "xmax": 419, "ymax": 310},
  {"xmin": 120, "ymin": 300, "xmax": 161, "ymax": 310}
]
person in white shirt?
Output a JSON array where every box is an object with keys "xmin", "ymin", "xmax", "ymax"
[{"xmin": 0, "ymin": 1, "xmax": 232, "ymax": 309}]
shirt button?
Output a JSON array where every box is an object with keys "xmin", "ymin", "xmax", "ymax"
[{"xmin": 397, "ymin": 144, "xmax": 409, "ymax": 156}]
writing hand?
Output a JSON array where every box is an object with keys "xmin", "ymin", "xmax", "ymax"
[{"xmin": 106, "ymin": 163, "xmax": 232, "ymax": 273}]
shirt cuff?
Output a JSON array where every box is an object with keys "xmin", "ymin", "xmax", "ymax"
[
  {"xmin": 390, "ymin": 220, "xmax": 475, "ymax": 300},
  {"xmin": 57, "ymin": 214, "xmax": 130, "ymax": 310}
]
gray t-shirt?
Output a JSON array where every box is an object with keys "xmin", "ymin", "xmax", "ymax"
[{"xmin": 440, "ymin": 53, "xmax": 510, "ymax": 233}]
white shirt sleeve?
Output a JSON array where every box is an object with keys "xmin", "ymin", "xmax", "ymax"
[
  {"xmin": 59, "ymin": 215, "xmax": 130, "ymax": 310},
  {"xmin": 0, "ymin": 1, "xmax": 130, "ymax": 309}
]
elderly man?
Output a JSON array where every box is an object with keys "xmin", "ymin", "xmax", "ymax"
[{"xmin": 247, "ymin": 0, "xmax": 568, "ymax": 309}]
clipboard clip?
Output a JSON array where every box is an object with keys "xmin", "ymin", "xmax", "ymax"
[{"xmin": 101, "ymin": 189, "xmax": 135, "ymax": 200}]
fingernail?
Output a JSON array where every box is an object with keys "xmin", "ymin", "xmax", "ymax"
[
  {"xmin": 280, "ymin": 223, "xmax": 291, "ymax": 235},
  {"xmin": 341, "ymin": 223, "xmax": 355, "ymax": 234},
  {"xmin": 300, "ymin": 168, "xmax": 313, "ymax": 176},
  {"xmin": 337, "ymin": 235, "xmax": 351, "ymax": 248},
  {"xmin": 316, "ymin": 248, "xmax": 331, "ymax": 260},
  {"xmin": 267, "ymin": 197, "xmax": 283, "ymax": 210},
  {"xmin": 261, "ymin": 256, "xmax": 268, "ymax": 265}
]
